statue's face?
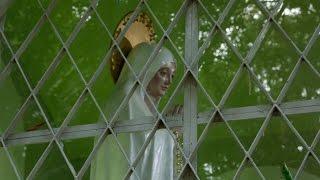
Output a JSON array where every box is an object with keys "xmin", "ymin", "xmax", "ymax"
[{"xmin": 147, "ymin": 62, "xmax": 176, "ymax": 99}]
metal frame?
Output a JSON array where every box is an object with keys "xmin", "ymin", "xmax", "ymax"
[{"xmin": 0, "ymin": 0, "xmax": 319, "ymax": 179}]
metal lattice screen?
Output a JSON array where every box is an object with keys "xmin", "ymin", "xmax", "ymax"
[{"xmin": 0, "ymin": 0, "xmax": 319, "ymax": 179}]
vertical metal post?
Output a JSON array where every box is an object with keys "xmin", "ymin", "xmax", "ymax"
[{"xmin": 183, "ymin": 0, "xmax": 198, "ymax": 178}]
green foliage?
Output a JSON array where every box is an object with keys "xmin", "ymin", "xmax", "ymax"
[{"xmin": 281, "ymin": 163, "xmax": 293, "ymax": 180}]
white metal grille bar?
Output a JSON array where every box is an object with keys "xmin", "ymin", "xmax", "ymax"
[
  {"xmin": 183, "ymin": 0, "xmax": 199, "ymax": 179},
  {"xmin": 2, "ymin": 98, "xmax": 318, "ymax": 147}
]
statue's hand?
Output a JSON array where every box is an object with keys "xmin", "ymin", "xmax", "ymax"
[{"xmin": 165, "ymin": 104, "xmax": 183, "ymax": 117}]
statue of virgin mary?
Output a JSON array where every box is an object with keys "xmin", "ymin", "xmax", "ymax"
[{"xmin": 90, "ymin": 12, "xmax": 177, "ymax": 180}]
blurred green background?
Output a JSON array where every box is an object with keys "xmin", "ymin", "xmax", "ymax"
[{"xmin": 0, "ymin": 0, "xmax": 319, "ymax": 179}]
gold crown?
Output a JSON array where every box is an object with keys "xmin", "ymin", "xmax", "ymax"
[{"xmin": 110, "ymin": 11, "xmax": 156, "ymax": 83}]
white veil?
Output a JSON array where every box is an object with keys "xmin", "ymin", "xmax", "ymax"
[{"xmin": 91, "ymin": 42, "xmax": 176, "ymax": 180}]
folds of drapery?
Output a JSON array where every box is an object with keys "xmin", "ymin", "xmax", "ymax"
[{"xmin": 90, "ymin": 43, "xmax": 176, "ymax": 180}]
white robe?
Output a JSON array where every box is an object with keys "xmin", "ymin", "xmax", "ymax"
[{"xmin": 91, "ymin": 43, "xmax": 176, "ymax": 180}]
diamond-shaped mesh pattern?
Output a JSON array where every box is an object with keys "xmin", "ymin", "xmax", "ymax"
[{"xmin": 0, "ymin": 0, "xmax": 319, "ymax": 179}]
